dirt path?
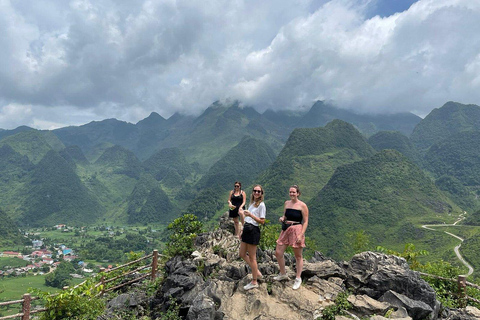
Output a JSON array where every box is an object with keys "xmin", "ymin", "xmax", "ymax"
[{"xmin": 421, "ymin": 212, "xmax": 474, "ymax": 276}]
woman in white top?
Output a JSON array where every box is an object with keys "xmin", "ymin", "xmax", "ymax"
[{"xmin": 239, "ymin": 184, "xmax": 266, "ymax": 291}]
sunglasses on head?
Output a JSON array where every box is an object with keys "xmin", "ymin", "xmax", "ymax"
[{"xmin": 253, "ymin": 190, "xmax": 262, "ymax": 194}]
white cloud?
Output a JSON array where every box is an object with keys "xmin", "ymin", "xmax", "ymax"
[{"xmin": 1, "ymin": 0, "xmax": 480, "ymax": 129}]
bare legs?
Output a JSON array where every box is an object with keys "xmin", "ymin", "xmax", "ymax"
[
  {"xmin": 237, "ymin": 209, "xmax": 245, "ymax": 239},
  {"xmin": 293, "ymin": 247, "xmax": 303, "ymax": 279},
  {"xmin": 233, "ymin": 217, "xmax": 240, "ymax": 236},
  {"xmin": 275, "ymin": 244, "xmax": 288, "ymax": 275},
  {"xmin": 275, "ymin": 244, "xmax": 304, "ymax": 279},
  {"xmin": 239, "ymin": 242, "xmax": 260, "ymax": 284}
]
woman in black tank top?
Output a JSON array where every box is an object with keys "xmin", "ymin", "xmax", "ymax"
[
  {"xmin": 273, "ymin": 185, "xmax": 309, "ymax": 290},
  {"xmin": 227, "ymin": 181, "xmax": 246, "ymax": 237}
]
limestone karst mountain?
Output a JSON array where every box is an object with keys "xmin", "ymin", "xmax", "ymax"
[
  {"xmin": 19, "ymin": 150, "xmax": 103, "ymax": 226},
  {"xmin": 0, "ymin": 208, "xmax": 23, "ymax": 246},
  {"xmin": 307, "ymin": 149, "xmax": 461, "ymax": 259},
  {"xmin": 368, "ymin": 130, "xmax": 422, "ymax": 165},
  {"xmin": 410, "ymin": 101, "xmax": 480, "ymax": 153},
  {"xmin": 258, "ymin": 119, "xmax": 376, "ymax": 211}
]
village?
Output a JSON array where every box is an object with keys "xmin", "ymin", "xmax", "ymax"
[
  {"xmin": 0, "ymin": 223, "xmax": 153, "ymax": 282},
  {"xmin": 0, "ymin": 224, "xmax": 93, "ymax": 279}
]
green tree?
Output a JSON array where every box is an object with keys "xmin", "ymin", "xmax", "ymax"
[
  {"xmin": 45, "ymin": 262, "xmax": 75, "ymax": 288},
  {"xmin": 345, "ymin": 230, "xmax": 371, "ymax": 256},
  {"xmin": 165, "ymin": 214, "xmax": 203, "ymax": 257},
  {"xmin": 376, "ymin": 243, "xmax": 428, "ymax": 270}
]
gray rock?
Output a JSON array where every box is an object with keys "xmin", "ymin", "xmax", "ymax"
[
  {"xmin": 106, "ymin": 292, "xmax": 147, "ymax": 310},
  {"xmin": 345, "ymin": 252, "xmax": 437, "ymax": 311},
  {"xmin": 347, "ymin": 294, "xmax": 391, "ymax": 317},
  {"xmin": 379, "ymin": 290, "xmax": 433, "ymax": 320},
  {"xmin": 445, "ymin": 306, "xmax": 480, "ymax": 320},
  {"xmin": 186, "ymin": 293, "xmax": 219, "ymax": 320},
  {"xmin": 303, "ymin": 259, "xmax": 347, "ymax": 279}
]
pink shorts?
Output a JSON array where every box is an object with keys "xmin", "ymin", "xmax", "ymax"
[{"xmin": 276, "ymin": 224, "xmax": 305, "ymax": 248}]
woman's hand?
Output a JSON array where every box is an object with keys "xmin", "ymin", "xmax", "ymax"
[
  {"xmin": 279, "ymin": 216, "xmax": 285, "ymax": 223},
  {"xmin": 296, "ymin": 235, "xmax": 303, "ymax": 243}
]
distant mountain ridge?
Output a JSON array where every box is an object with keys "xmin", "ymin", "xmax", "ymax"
[
  {"xmin": 410, "ymin": 101, "xmax": 480, "ymax": 152},
  {"xmin": 293, "ymin": 101, "xmax": 421, "ymax": 136},
  {"xmin": 0, "ymin": 100, "xmax": 421, "ymax": 170}
]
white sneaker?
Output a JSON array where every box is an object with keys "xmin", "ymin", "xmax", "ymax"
[
  {"xmin": 273, "ymin": 273, "xmax": 289, "ymax": 281},
  {"xmin": 244, "ymin": 282, "xmax": 259, "ymax": 290},
  {"xmin": 293, "ymin": 278, "xmax": 302, "ymax": 290}
]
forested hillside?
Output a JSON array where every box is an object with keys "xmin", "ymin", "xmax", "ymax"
[
  {"xmin": 368, "ymin": 131, "xmax": 421, "ymax": 165},
  {"xmin": 185, "ymin": 136, "xmax": 277, "ymax": 220},
  {"xmin": 410, "ymin": 101, "xmax": 480, "ymax": 152},
  {"xmin": 259, "ymin": 119, "xmax": 376, "ymax": 211},
  {"xmin": 0, "ymin": 208, "xmax": 23, "ymax": 246},
  {"xmin": 307, "ymin": 150, "xmax": 461, "ymax": 259},
  {"xmin": 19, "ymin": 150, "xmax": 103, "ymax": 226}
]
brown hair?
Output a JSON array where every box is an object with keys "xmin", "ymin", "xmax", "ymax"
[
  {"xmin": 250, "ymin": 184, "xmax": 264, "ymax": 207},
  {"xmin": 234, "ymin": 181, "xmax": 242, "ymax": 191},
  {"xmin": 290, "ymin": 185, "xmax": 301, "ymax": 196}
]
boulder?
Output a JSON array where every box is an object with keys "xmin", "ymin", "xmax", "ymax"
[
  {"xmin": 344, "ymin": 252, "xmax": 437, "ymax": 312},
  {"xmin": 347, "ymin": 294, "xmax": 391, "ymax": 317},
  {"xmin": 379, "ymin": 290, "xmax": 433, "ymax": 320},
  {"xmin": 445, "ymin": 306, "xmax": 480, "ymax": 320}
]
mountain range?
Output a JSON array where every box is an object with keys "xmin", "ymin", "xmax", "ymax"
[{"xmin": 1, "ymin": 100, "xmax": 479, "ymax": 263}]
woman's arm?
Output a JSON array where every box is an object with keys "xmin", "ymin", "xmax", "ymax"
[
  {"xmin": 227, "ymin": 190, "xmax": 233, "ymax": 207},
  {"xmin": 298, "ymin": 202, "xmax": 309, "ymax": 241},
  {"xmin": 241, "ymin": 191, "xmax": 246, "ymax": 208},
  {"xmin": 246, "ymin": 211, "xmax": 265, "ymax": 225},
  {"xmin": 279, "ymin": 200, "xmax": 288, "ymax": 223}
]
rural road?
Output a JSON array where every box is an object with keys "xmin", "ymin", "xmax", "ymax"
[{"xmin": 421, "ymin": 213, "xmax": 474, "ymax": 276}]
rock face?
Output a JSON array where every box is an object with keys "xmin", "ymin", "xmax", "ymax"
[{"xmin": 104, "ymin": 214, "xmax": 480, "ymax": 319}]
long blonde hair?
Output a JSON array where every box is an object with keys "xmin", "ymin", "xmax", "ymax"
[{"xmin": 250, "ymin": 184, "xmax": 264, "ymax": 207}]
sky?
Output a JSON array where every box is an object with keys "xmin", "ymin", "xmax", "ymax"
[{"xmin": 1, "ymin": 0, "xmax": 480, "ymax": 130}]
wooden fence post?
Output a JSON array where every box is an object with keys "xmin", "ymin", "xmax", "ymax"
[
  {"xmin": 21, "ymin": 293, "xmax": 31, "ymax": 320},
  {"xmin": 457, "ymin": 275, "xmax": 467, "ymax": 307},
  {"xmin": 151, "ymin": 250, "xmax": 158, "ymax": 281},
  {"xmin": 100, "ymin": 276, "xmax": 105, "ymax": 296}
]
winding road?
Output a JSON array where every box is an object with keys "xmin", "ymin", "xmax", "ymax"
[{"xmin": 421, "ymin": 212, "xmax": 474, "ymax": 276}]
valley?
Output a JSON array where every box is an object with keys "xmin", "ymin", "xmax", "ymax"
[{"xmin": 1, "ymin": 99, "xmax": 480, "ymax": 288}]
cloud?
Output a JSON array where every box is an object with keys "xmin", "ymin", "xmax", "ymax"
[{"xmin": 0, "ymin": 0, "xmax": 480, "ymax": 129}]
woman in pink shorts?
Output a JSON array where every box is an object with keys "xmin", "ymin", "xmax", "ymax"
[{"xmin": 273, "ymin": 185, "xmax": 309, "ymax": 290}]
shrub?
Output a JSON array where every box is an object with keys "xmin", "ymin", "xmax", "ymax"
[{"xmin": 164, "ymin": 214, "xmax": 203, "ymax": 257}]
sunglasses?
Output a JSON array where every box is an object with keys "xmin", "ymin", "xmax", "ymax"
[
  {"xmin": 234, "ymin": 185, "xmax": 240, "ymax": 188},
  {"xmin": 253, "ymin": 190, "xmax": 262, "ymax": 194}
]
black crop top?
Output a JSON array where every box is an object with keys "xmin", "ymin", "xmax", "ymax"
[{"xmin": 285, "ymin": 208, "xmax": 302, "ymax": 223}]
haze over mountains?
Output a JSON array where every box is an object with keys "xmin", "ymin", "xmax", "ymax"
[{"xmin": 1, "ymin": 100, "xmax": 480, "ymax": 260}]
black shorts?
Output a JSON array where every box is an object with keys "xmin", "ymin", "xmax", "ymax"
[
  {"xmin": 229, "ymin": 208, "xmax": 239, "ymax": 218},
  {"xmin": 241, "ymin": 223, "xmax": 261, "ymax": 245}
]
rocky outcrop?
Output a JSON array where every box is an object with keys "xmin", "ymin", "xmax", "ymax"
[{"xmin": 102, "ymin": 214, "xmax": 480, "ymax": 319}]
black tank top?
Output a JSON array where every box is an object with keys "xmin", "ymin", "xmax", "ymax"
[
  {"xmin": 230, "ymin": 192, "xmax": 244, "ymax": 209},
  {"xmin": 285, "ymin": 208, "xmax": 302, "ymax": 223}
]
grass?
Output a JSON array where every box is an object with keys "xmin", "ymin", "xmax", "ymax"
[
  {"xmin": 0, "ymin": 274, "xmax": 59, "ymax": 301},
  {"xmin": 413, "ymin": 224, "xmax": 480, "ymax": 279},
  {"xmin": 0, "ymin": 258, "xmax": 28, "ymax": 269},
  {"xmin": 0, "ymin": 275, "xmax": 87, "ymax": 317}
]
